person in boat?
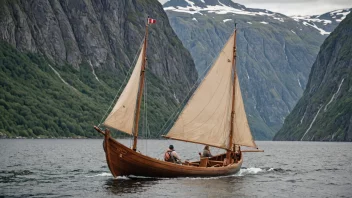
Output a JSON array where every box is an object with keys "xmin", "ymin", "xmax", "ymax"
[
  {"xmin": 202, "ymin": 145, "xmax": 212, "ymax": 157},
  {"xmin": 164, "ymin": 145, "xmax": 181, "ymax": 164},
  {"xmin": 235, "ymin": 146, "xmax": 241, "ymax": 161}
]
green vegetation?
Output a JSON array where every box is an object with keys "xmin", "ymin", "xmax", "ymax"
[{"xmin": 0, "ymin": 42, "xmax": 178, "ymax": 138}]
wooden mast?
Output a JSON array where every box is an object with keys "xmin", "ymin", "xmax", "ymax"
[
  {"xmin": 132, "ymin": 20, "xmax": 149, "ymax": 151},
  {"xmin": 226, "ymin": 24, "xmax": 237, "ymax": 162}
]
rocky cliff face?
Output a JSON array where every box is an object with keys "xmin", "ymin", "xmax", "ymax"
[
  {"xmin": 274, "ymin": 13, "xmax": 352, "ymax": 141},
  {"xmin": 162, "ymin": 0, "xmax": 348, "ymax": 139},
  {"xmin": 0, "ymin": 0, "xmax": 197, "ymax": 95},
  {"xmin": 0, "ymin": 0, "xmax": 198, "ymax": 138}
]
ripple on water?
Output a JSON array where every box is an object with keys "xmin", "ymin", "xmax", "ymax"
[
  {"xmin": 315, "ymin": 168, "xmax": 339, "ymax": 172},
  {"xmin": 6, "ymin": 164, "xmax": 22, "ymax": 168},
  {"xmin": 87, "ymin": 170, "xmax": 105, "ymax": 174},
  {"xmin": 286, "ymin": 179, "xmax": 296, "ymax": 183},
  {"xmin": 0, "ymin": 170, "xmax": 33, "ymax": 176}
]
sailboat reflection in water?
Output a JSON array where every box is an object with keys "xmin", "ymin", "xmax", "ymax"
[{"xmin": 94, "ymin": 18, "xmax": 263, "ymax": 178}]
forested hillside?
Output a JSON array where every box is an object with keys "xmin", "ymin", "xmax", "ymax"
[{"xmin": 0, "ymin": 0, "xmax": 198, "ymax": 138}]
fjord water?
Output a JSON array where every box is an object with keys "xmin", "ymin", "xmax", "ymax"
[{"xmin": 0, "ymin": 140, "xmax": 351, "ymax": 197}]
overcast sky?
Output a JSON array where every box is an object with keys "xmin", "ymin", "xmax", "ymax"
[{"xmin": 159, "ymin": 0, "xmax": 352, "ymax": 16}]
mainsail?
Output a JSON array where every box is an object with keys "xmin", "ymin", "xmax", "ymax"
[
  {"xmin": 165, "ymin": 33, "xmax": 256, "ymax": 149},
  {"xmin": 103, "ymin": 42, "xmax": 145, "ymax": 135},
  {"xmin": 232, "ymin": 73, "xmax": 257, "ymax": 148}
]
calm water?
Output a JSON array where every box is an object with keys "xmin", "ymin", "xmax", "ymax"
[{"xmin": 0, "ymin": 139, "xmax": 351, "ymax": 197}]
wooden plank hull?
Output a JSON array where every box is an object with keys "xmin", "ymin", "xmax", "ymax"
[{"xmin": 104, "ymin": 136, "xmax": 243, "ymax": 178}]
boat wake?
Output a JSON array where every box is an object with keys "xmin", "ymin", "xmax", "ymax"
[
  {"xmin": 236, "ymin": 167, "xmax": 267, "ymax": 176},
  {"xmin": 181, "ymin": 167, "xmax": 271, "ymax": 180},
  {"xmin": 185, "ymin": 167, "xmax": 290, "ymax": 180},
  {"xmin": 85, "ymin": 172, "xmax": 113, "ymax": 178}
]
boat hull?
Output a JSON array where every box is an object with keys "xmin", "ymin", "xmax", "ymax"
[{"xmin": 103, "ymin": 136, "xmax": 243, "ymax": 178}]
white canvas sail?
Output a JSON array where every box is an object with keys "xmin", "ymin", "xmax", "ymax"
[
  {"xmin": 165, "ymin": 32, "xmax": 256, "ymax": 149},
  {"xmin": 165, "ymin": 33, "xmax": 235, "ymax": 149},
  {"xmin": 103, "ymin": 43, "xmax": 145, "ymax": 135},
  {"xmin": 232, "ymin": 73, "xmax": 257, "ymax": 148}
]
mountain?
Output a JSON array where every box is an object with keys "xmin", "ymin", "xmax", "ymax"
[
  {"xmin": 274, "ymin": 12, "xmax": 352, "ymax": 141},
  {"xmin": 0, "ymin": 0, "xmax": 198, "ymax": 138},
  {"xmin": 292, "ymin": 8, "xmax": 352, "ymax": 35},
  {"xmin": 161, "ymin": 0, "xmax": 349, "ymax": 139}
]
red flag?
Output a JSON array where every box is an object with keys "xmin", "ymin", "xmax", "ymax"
[{"xmin": 148, "ymin": 18, "xmax": 156, "ymax": 24}]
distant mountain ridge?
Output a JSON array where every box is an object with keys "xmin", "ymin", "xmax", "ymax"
[
  {"xmin": 161, "ymin": 0, "xmax": 350, "ymax": 139},
  {"xmin": 292, "ymin": 8, "xmax": 352, "ymax": 35},
  {"xmin": 164, "ymin": 0, "xmax": 272, "ymax": 14},
  {"xmin": 163, "ymin": 0, "xmax": 288, "ymax": 25},
  {"xmin": 163, "ymin": 0, "xmax": 351, "ymax": 36},
  {"xmin": 274, "ymin": 12, "xmax": 352, "ymax": 141}
]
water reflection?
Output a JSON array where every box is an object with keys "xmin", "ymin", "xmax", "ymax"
[
  {"xmin": 104, "ymin": 177, "xmax": 159, "ymax": 195},
  {"xmin": 103, "ymin": 169, "xmax": 254, "ymax": 196},
  {"xmin": 173, "ymin": 176, "xmax": 246, "ymax": 197}
]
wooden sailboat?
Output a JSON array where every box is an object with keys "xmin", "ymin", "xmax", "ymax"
[{"xmin": 94, "ymin": 19, "xmax": 261, "ymax": 178}]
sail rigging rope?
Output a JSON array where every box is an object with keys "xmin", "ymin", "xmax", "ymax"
[{"xmin": 97, "ymin": 38, "xmax": 145, "ymax": 128}]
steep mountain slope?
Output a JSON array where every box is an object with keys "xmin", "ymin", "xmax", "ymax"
[
  {"xmin": 162, "ymin": 0, "xmax": 348, "ymax": 139},
  {"xmin": 0, "ymin": 0, "xmax": 198, "ymax": 138},
  {"xmin": 274, "ymin": 13, "xmax": 352, "ymax": 141}
]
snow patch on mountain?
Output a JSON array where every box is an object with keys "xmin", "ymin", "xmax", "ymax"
[
  {"xmin": 164, "ymin": 0, "xmax": 282, "ymax": 20},
  {"xmin": 223, "ymin": 19, "xmax": 232, "ymax": 23},
  {"xmin": 291, "ymin": 8, "xmax": 350, "ymax": 35},
  {"xmin": 292, "ymin": 9, "xmax": 351, "ymax": 24},
  {"xmin": 292, "ymin": 16, "xmax": 332, "ymax": 25},
  {"xmin": 302, "ymin": 22, "xmax": 330, "ymax": 35},
  {"xmin": 330, "ymin": 9, "xmax": 350, "ymax": 22},
  {"xmin": 292, "ymin": 15, "xmax": 332, "ymax": 25},
  {"xmin": 273, "ymin": 17, "xmax": 284, "ymax": 22}
]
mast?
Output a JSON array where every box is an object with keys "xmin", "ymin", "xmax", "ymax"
[
  {"xmin": 226, "ymin": 24, "xmax": 237, "ymax": 160},
  {"xmin": 132, "ymin": 21, "xmax": 149, "ymax": 151}
]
